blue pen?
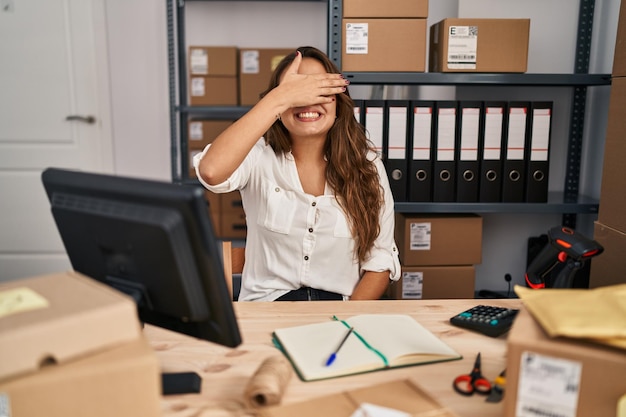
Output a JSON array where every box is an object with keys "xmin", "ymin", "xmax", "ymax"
[{"xmin": 325, "ymin": 326, "xmax": 354, "ymax": 366}]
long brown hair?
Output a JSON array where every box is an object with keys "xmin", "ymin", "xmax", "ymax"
[{"xmin": 261, "ymin": 46, "xmax": 384, "ymax": 263}]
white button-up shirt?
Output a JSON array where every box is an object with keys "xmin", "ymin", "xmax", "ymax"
[{"xmin": 194, "ymin": 139, "xmax": 400, "ymax": 301}]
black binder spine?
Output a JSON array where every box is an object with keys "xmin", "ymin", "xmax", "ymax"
[
  {"xmin": 353, "ymin": 99, "xmax": 365, "ymax": 126},
  {"xmin": 408, "ymin": 101, "xmax": 435, "ymax": 202},
  {"xmin": 364, "ymin": 100, "xmax": 385, "ymax": 159},
  {"xmin": 456, "ymin": 101, "xmax": 483, "ymax": 202},
  {"xmin": 501, "ymin": 101, "xmax": 530, "ymax": 203},
  {"xmin": 384, "ymin": 100, "xmax": 410, "ymax": 202},
  {"xmin": 433, "ymin": 101, "xmax": 458, "ymax": 202},
  {"xmin": 479, "ymin": 102, "xmax": 507, "ymax": 202},
  {"xmin": 525, "ymin": 102, "xmax": 553, "ymax": 203}
]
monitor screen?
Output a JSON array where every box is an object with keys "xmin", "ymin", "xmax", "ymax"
[{"xmin": 42, "ymin": 167, "xmax": 242, "ymax": 349}]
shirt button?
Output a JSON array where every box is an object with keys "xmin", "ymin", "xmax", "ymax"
[
  {"xmin": 311, "ymin": 202, "xmax": 316, "ymax": 207},
  {"xmin": 304, "ymin": 256, "xmax": 309, "ymax": 261},
  {"xmin": 274, "ymin": 187, "xmax": 280, "ymax": 192},
  {"xmin": 308, "ymin": 228, "xmax": 313, "ymax": 233}
]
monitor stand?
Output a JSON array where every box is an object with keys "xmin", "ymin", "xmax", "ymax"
[{"xmin": 161, "ymin": 372, "xmax": 202, "ymax": 395}]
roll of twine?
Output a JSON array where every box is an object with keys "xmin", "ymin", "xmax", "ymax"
[{"xmin": 244, "ymin": 355, "xmax": 293, "ymax": 408}]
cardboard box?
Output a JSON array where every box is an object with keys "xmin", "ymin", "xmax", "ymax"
[
  {"xmin": 221, "ymin": 190, "xmax": 244, "ymax": 214},
  {"xmin": 188, "ymin": 46, "xmax": 238, "ymax": 76},
  {"xmin": 205, "ymin": 190, "xmax": 221, "ymax": 215},
  {"xmin": 205, "ymin": 190, "xmax": 222, "ymax": 237},
  {"xmin": 598, "ymin": 76, "xmax": 626, "ymax": 232},
  {"xmin": 239, "ymin": 48, "xmax": 293, "ymax": 106},
  {"xmin": 0, "ymin": 337, "xmax": 161, "ymax": 417},
  {"xmin": 342, "ymin": 0, "xmax": 428, "ymax": 18},
  {"xmin": 612, "ymin": 0, "xmax": 626, "ymax": 76},
  {"xmin": 342, "ymin": 19, "xmax": 426, "ymax": 72},
  {"xmin": 395, "ymin": 213, "xmax": 482, "ymax": 266},
  {"xmin": 0, "ymin": 271, "xmax": 142, "ymax": 382},
  {"xmin": 429, "ymin": 18, "xmax": 530, "ymax": 73},
  {"xmin": 387, "ymin": 266, "xmax": 475, "ymax": 299},
  {"xmin": 189, "ymin": 75, "xmax": 238, "ymax": 106},
  {"xmin": 259, "ymin": 378, "xmax": 456, "ymax": 417},
  {"xmin": 221, "ymin": 212, "xmax": 247, "ymax": 239},
  {"xmin": 221, "ymin": 191, "xmax": 246, "ymax": 239},
  {"xmin": 188, "ymin": 120, "xmax": 233, "ymax": 150},
  {"xmin": 590, "ymin": 221, "xmax": 626, "ymax": 288},
  {"xmin": 504, "ymin": 307, "xmax": 626, "ymax": 417}
]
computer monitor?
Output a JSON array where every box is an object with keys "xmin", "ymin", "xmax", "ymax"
[{"xmin": 42, "ymin": 168, "xmax": 242, "ymax": 392}]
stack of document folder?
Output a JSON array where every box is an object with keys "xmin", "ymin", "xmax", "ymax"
[{"xmin": 354, "ymin": 99, "xmax": 554, "ymax": 204}]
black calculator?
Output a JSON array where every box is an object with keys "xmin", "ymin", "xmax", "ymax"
[{"xmin": 450, "ymin": 305, "xmax": 519, "ymax": 337}]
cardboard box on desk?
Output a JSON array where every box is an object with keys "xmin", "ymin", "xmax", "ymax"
[
  {"xmin": 429, "ymin": 18, "xmax": 530, "ymax": 73},
  {"xmin": 395, "ymin": 213, "xmax": 482, "ymax": 266},
  {"xmin": 259, "ymin": 379, "xmax": 456, "ymax": 417},
  {"xmin": 504, "ymin": 307, "xmax": 626, "ymax": 417},
  {"xmin": 0, "ymin": 271, "xmax": 161, "ymax": 417},
  {"xmin": 342, "ymin": 18, "xmax": 426, "ymax": 72},
  {"xmin": 342, "ymin": 0, "xmax": 428, "ymax": 18},
  {"xmin": 0, "ymin": 271, "xmax": 142, "ymax": 381},
  {"xmin": 0, "ymin": 337, "xmax": 161, "ymax": 417},
  {"xmin": 387, "ymin": 266, "xmax": 475, "ymax": 300}
]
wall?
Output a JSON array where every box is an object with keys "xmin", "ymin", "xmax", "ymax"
[
  {"xmin": 104, "ymin": 0, "xmax": 619, "ymax": 293},
  {"xmin": 104, "ymin": 1, "xmax": 171, "ymax": 181}
]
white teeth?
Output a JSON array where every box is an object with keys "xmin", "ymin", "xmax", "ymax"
[{"xmin": 298, "ymin": 112, "xmax": 320, "ymax": 119}]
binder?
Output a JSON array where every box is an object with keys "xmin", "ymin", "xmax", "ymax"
[
  {"xmin": 479, "ymin": 101, "xmax": 507, "ymax": 202},
  {"xmin": 456, "ymin": 101, "xmax": 483, "ymax": 202},
  {"xmin": 364, "ymin": 100, "xmax": 385, "ymax": 159},
  {"xmin": 525, "ymin": 102, "xmax": 553, "ymax": 203},
  {"xmin": 353, "ymin": 99, "xmax": 365, "ymax": 125},
  {"xmin": 384, "ymin": 101, "xmax": 410, "ymax": 202},
  {"xmin": 432, "ymin": 101, "xmax": 458, "ymax": 202},
  {"xmin": 501, "ymin": 101, "xmax": 530, "ymax": 202},
  {"xmin": 408, "ymin": 101, "xmax": 435, "ymax": 202}
]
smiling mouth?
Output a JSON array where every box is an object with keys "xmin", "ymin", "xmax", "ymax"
[{"xmin": 297, "ymin": 111, "xmax": 321, "ymax": 120}]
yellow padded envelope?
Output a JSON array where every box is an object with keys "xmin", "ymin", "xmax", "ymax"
[{"xmin": 514, "ymin": 284, "xmax": 626, "ymax": 350}]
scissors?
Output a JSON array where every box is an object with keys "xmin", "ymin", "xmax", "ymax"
[{"xmin": 453, "ymin": 353, "xmax": 492, "ymax": 396}]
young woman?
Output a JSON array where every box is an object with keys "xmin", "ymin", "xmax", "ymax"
[{"xmin": 194, "ymin": 46, "xmax": 400, "ymax": 301}]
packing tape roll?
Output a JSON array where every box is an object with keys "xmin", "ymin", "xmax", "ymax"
[{"xmin": 244, "ymin": 355, "xmax": 293, "ymax": 408}]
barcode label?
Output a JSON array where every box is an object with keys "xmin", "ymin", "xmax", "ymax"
[
  {"xmin": 447, "ymin": 25, "xmax": 477, "ymax": 69},
  {"xmin": 345, "ymin": 23, "xmax": 369, "ymax": 54},
  {"xmin": 409, "ymin": 222, "xmax": 431, "ymax": 251},
  {"xmin": 449, "ymin": 54, "xmax": 476, "ymax": 60},
  {"xmin": 515, "ymin": 352, "xmax": 581, "ymax": 417},
  {"xmin": 402, "ymin": 272, "xmax": 423, "ymax": 300}
]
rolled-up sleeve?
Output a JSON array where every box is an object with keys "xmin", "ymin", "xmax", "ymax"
[
  {"xmin": 193, "ymin": 139, "xmax": 265, "ymax": 193},
  {"xmin": 360, "ymin": 158, "xmax": 401, "ymax": 281}
]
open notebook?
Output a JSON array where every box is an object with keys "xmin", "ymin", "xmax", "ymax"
[{"xmin": 272, "ymin": 314, "xmax": 462, "ymax": 381}]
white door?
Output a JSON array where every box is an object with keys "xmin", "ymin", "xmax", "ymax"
[{"xmin": 0, "ymin": 0, "xmax": 113, "ymax": 281}]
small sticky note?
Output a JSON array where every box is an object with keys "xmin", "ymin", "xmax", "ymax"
[
  {"xmin": 618, "ymin": 394, "xmax": 626, "ymax": 417},
  {"xmin": 0, "ymin": 287, "xmax": 49, "ymax": 319}
]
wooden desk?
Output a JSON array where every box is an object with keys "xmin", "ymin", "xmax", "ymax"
[{"xmin": 144, "ymin": 299, "xmax": 522, "ymax": 417}]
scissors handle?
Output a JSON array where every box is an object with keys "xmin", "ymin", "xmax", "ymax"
[{"xmin": 453, "ymin": 375, "xmax": 492, "ymax": 396}]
